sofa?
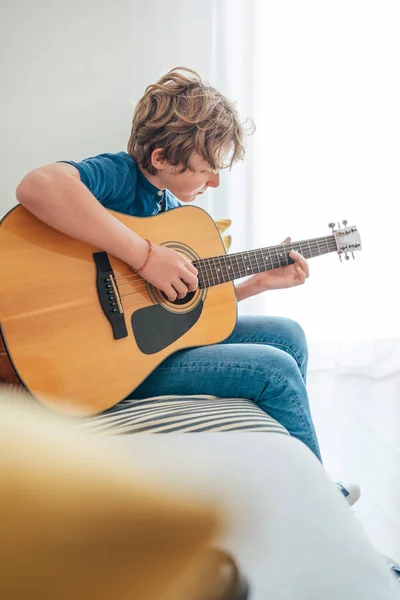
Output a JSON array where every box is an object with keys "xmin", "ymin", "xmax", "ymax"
[{"xmin": 76, "ymin": 392, "xmax": 400, "ymax": 599}]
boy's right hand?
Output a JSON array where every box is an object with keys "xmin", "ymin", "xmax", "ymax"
[{"xmin": 138, "ymin": 243, "xmax": 198, "ymax": 302}]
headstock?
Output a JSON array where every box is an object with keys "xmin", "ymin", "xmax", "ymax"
[{"xmin": 329, "ymin": 220, "xmax": 362, "ymax": 261}]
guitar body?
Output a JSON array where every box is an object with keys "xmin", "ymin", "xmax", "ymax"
[{"xmin": 0, "ymin": 205, "xmax": 237, "ymax": 415}]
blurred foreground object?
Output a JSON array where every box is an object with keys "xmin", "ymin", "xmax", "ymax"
[{"xmin": 0, "ymin": 385, "xmax": 230, "ymax": 600}]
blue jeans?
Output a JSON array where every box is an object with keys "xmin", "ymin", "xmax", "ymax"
[{"xmin": 131, "ymin": 315, "xmax": 322, "ymax": 461}]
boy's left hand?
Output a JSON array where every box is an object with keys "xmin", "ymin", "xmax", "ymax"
[{"xmin": 250, "ymin": 237, "xmax": 309, "ymax": 293}]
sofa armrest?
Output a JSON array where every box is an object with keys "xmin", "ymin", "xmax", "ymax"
[{"xmin": 107, "ymin": 433, "xmax": 399, "ymax": 599}]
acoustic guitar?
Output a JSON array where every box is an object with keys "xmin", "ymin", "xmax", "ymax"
[{"xmin": 0, "ymin": 205, "xmax": 361, "ymax": 415}]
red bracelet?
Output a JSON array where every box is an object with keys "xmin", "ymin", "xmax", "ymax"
[{"xmin": 133, "ymin": 239, "xmax": 153, "ymax": 273}]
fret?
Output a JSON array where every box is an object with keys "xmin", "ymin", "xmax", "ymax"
[
  {"xmin": 262, "ymin": 247, "xmax": 273, "ymax": 270},
  {"xmin": 267, "ymin": 248, "xmax": 274, "ymax": 268},
  {"xmin": 282, "ymin": 245, "xmax": 290, "ymax": 266},
  {"xmin": 198, "ymin": 261, "xmax": 207, "ymax": 288},
  {"xmin": 234, "ymin": 252, "xmax": 242, "ymax": 279},
  {"xmin": 225, "ymin": 255, "xmax": 234, "ymax": 279},
  {"xmin": 221, "ymin": 254, "xmax": 229, "ymax": 283},
  {"xmin": 258, "ymin": 250, "xmax": 267, "ymax": 271},
  {"xmin": 251, "ymin": 251, "xmax": 259, "ymax": 272},
  {"xmin": 204, "ymin": 264, "xmax": 212, "ymax": 289},
  {"xmin": 277, "ymin": 245, "xmax": 288, "ymax": 266},
  {"xmin": 240, "ymin": 252, "xmax": 248, "ymax": 277},
  {"xmin": 237, "ymin": 252, "xmax": 244, "ymax": 276},
  {"xmin": 196, "ymin": 233, "xmax": 340, "ymax": 289},
  {"xmin": 274, "ymin": 246, "xmax": 282, "ymax": 268},
  {"xmin": 215, "ymin": 255, "xmax": 224, "ymax": 283},
  {"xmin": 244, "ymin": 251, "xmax": 252, "ymax": 276},
  {"xmin": 254, "ymin": 250, "xmax": 263, "ymax": 273},
  {"xmin": 297, "ymin": 241, "xmax": 306, "ymax": 259},
  {"xmin": 198, "ymin": 265, "xmax": 210, "ymax": 289},
  {"xmin": 242, "ymin": 252, "xmax": 248, "ymax": 274},
  {"xmin": 213, "ymin": 258, "xmax": 222, "ymax": 285},
  {"xmin": 221, "ymin": 255, "xmax": 230, "ymax": 283},
  {"xmin": 209, "ymin": 259, "xmax": 218, "ymax": 287},
  {"xmin": 292, "ymin": 243, "xmax": 298, "ymax": 257}
]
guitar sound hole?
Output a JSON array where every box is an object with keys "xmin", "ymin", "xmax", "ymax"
[{"xmin": 161, "ymin": 291, "xmax": 196, "ymax": 306}]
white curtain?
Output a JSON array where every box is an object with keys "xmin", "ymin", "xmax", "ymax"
[
  {"xmin": 208, "ymin": 0, "xmax": 264, "ymax": 315},
  {"xmin": 253, "ymin": 0, "xmax": 400, "ymax": 353}
]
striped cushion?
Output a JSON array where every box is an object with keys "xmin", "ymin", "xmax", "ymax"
[{"xmin": 79, "ymin": 395, "xmax": 289, "ymax": 435}]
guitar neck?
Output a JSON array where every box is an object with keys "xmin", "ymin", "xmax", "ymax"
[{"xmin": 194, "ymin": 235, "xmax": 338, "ymax": 289}]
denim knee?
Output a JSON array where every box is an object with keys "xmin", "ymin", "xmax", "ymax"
[
  {"xmin": 274, "ymin": 317, "xmax": 308, "ymax": 369},
  {"xmin": 262, "ymin": 346, "xmax": 302, "ymax": 385}
]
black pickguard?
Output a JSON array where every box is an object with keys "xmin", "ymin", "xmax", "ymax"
[{"xmin": 131, "ymin": 301, "xmax": 203, "ymax": 354}]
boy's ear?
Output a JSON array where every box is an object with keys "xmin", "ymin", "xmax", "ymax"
[{"xmin": 151, "ymin": 148, "xmax": 166, "ymax": 170}]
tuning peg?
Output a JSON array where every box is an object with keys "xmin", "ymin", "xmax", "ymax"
[
  {"xmin": 342, "ymin": 220, "xmax": 348, "ymax": 227},
  {"xmin": 345, "ymin": 253, "xmax": 350, "ymax": 261},
  {"xmin": 338, "ymin": 253, "xmax": 342, "ymax": 262},
  {"xmin": 329, "ymin": 222, "xmax": 336, "ymax": 232},
  {"xmin": 351, "ymin": 252, "xmax": 355, "ymax": 259}
]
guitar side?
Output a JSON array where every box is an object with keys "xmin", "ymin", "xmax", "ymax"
[{"xmin": 0, "ymin": 205, "xmax": 237, "ymax": 415}]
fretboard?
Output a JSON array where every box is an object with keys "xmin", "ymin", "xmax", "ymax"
[{"xmin": 194, "ymin": 235, "xmax": 337, "ymax": 289}]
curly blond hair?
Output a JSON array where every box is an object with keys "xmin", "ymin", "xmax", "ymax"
[{"xmin": 128, "ymin": 67, "xmax": 253, "ymax": 175}]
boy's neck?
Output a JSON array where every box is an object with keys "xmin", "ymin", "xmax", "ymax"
[{"xmin": 137, "ymin": 164, "xmax": 164, "ymax": 191}]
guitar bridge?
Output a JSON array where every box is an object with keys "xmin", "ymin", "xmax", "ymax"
[{"xmin": 93, "ymin": 252, "xmax": 128, "ymax": 340}]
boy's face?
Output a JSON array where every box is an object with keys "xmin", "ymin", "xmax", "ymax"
[{"xmin": 151, "ymin": 151, "xmax": 220, "ymax": 202}]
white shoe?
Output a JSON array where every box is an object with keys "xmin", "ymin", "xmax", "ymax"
[
  {"xmin": 335, "ymin": 481, "xmax": 361, "ymax": 506},
  {"xmin": 382, "ymin": 556, "xmax": 400, "ymax": 586}
]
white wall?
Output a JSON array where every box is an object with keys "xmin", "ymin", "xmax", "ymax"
[
  {"xmin": 127, "ymin": 0, "xmax": 217, "ymax": 96},
  {"xmin": 0, "ymin": 0, "xmax": 137, "ymax": 213},
  {"xmin": 0, "ymin": 0, "xmax": 224, "ymax": 216}
]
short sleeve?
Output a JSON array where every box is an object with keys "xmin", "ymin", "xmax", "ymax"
[{"xmin": 59, "ymin": 153, "xmax": 137, "ymax": 212}]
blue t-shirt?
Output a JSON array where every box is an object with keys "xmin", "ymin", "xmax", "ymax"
[{"xmin": 61, "ymin": 151, "xmax": 180, "ymax": 216}]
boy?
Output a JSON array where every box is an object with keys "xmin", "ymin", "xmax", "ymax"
[{"xmin": 16, "ymin": 67, "xmax": 359, "ymax": 503}]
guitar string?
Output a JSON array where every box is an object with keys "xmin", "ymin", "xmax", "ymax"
[
  {"xmin": 118, "ymin": 249, "xmax": 339, "ymax": 296},
  {"xmin": 117, "ymin": 241, "xmax": 338, "ymax": 299},
  {"xmin": 114, "ymin": 239, "xmax": 338, "ymax": 291},
  {"xmin": 113, "ymin": 238, "xmax": 337, "ymax": 285}
]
